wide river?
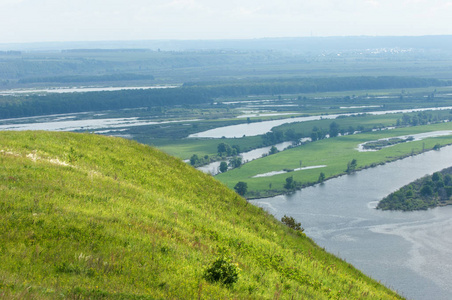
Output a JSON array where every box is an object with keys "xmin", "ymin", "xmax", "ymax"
[{"xmin": 254, "ymin": 146, "xmax": 452, "ymax": 300}]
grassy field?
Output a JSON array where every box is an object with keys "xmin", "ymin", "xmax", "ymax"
[
  {"xmin": 0, "ymin": 131, "xmax": 402, "ymax": 299},
  {"xmin": 274, "ymin": 110, "xmax": 452, "ymax": 138},
  {"xmin": 216, "ymin": 123, "xmax": 452, "ymax": 198},
  {"xmin": 141, "ymin": 108, "xmax": 452, "ymax": 161},
  {"xmin": 148, "ymin": 136, "xmax": 264, "ymax": 160}
]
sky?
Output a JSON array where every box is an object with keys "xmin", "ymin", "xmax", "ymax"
[{"xmin": 1, "ymin": 0, "xmax": 451, "ymax": 44}]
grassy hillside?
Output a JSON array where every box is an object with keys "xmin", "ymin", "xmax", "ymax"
[{"xmin": 0, "ymin": 131, "xmax": 402, "ymax": 299}]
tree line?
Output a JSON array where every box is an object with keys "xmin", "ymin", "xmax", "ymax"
[
  {"xmin": 184, "ymin": 76, "xmax": 451, "ymax": 98},
  {"xmin": 1, "ymin": 76, "xmax": 450, "ymax": 119},
  {"xmin": 0, "ymin": 87, "xmax": 212, "ymax": 118}
]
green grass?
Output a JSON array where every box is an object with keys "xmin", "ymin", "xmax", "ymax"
[
  {"xmin": 148, "ymin": 136, "xmax": 264, "ymax": 160},
  {"xmin": 274, "ymin": 110, "xmax": 452, "ymax": 138},
  {"xmin": 0, "ymin": 131, "xmax": 402, "ymax": 299},
  {"xmin": 216, "ymin": 123, "xmax": 452, "ymax": 198}
]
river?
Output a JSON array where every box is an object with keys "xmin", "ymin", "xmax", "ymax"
[
  {"xmin": 0, "ymin": 85, "xmax": 178, "ymax": 95},
  {"xmin": 254, "ymin": 146, "xmax": 452, "ymax": 300},
  {"xmin": 197, "ymin": 141, "xmax": 293, "ymax": 175},
  {"xmin": 189, "ymin": 106, "xmax": 452, "ymax": 138},
  {"xmin": 0, "ymin": 117, "xmax": 197, "ymax": 132}
]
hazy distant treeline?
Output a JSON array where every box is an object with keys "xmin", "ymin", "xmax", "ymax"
[
  {"xmin": 18, "ymin": 73, "xmax": 154, "ymax": 84},
  {"xmin": 0, "ymin": 87, "xmax": 210, "ymax": 119},
  {"xmin": 0, "ymin": 76, "xmax": 450, "ymax": 119},
  {"xmin": 184, "ymin": 76, "xmax": 451, "ymax": 97}
]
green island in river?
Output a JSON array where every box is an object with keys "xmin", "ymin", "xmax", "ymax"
[{"xmin": 377, "ymin": 166, "xmax": 452, "ymax": 211}]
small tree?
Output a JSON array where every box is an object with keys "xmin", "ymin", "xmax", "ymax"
[
  {"xmin": 281, "ymin": 215, "xmax": 304, "ymax": 232},
  {"xmin": 318, "ymin": 172, "xmax": 325, "ymax": 183},
  {"xmin": 217, "ymin": 142, "xmax": 232, "ymax": 156},
  {"xmin": 234, "ymin": 182, "xmax": 248, "ymax": 196},
  {"xmin": 269, "ymin": 146, "xmax": 279, "ymax": 155},
  {"xmin": 444, "ymin": 174, "xmax": 452, "ymax": 186},
  {"xmin": 229, "ymin": 157, "xmax": 242, "ymax": 168},
  {"xmin": 421, "ymin": 185, "xmax": 433, "ymax": 196},
  {"xmin": 190, "ymin": 154, "xmax": 199, "ymax": 166},
  {"xmin": 329, "ymin": 121, "xmax": 339, "ymax": 138},
  {"xmin": 346, "ymin": 159, "xmax": 357, "ymax": 174},
  {"xmin": 310, "ymin": 131, "xmax": 318, "ymax": 141},
  {"xmin": 432, "ymin": 172, "xmax": 441, "ymax": 182},
  {"xmin": 284, "ymin": 176, "xmax": 295, "ymax": 189},
  {"xmin": 219, "ymin": 161, "xmax": 228, "ymax": 173},
  {"xmin": 232, "ymin": 145, "xmax": 241, "ymax": 154}
]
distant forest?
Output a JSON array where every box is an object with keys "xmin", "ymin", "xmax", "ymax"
[
  {"xmin": 184, "ymin": 77, "xmax": 450, "ymax": 97},
  {"xmin": 0, "ymin": 87, "xmax": 210, "ymax": 119},
  {"xmin": 2, "ymin": 36, "xmax": 452, "ymax": 87},
  {"xmin": 0, "ymin": 76, "xmax": 450, "ymax": 119}
]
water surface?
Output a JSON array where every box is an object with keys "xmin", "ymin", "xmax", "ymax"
[
  {"xmin": 189, "ymin": 106, "xmax": 452, "ymax": 138},
  {"xmin": 0, "ymin": 85, "xmax": 178, "ymax": 95},
  {"xmin": 254, "ymin": 146, "xmax": 452, "ymax": 300},
  {"xmin": 0, "ymin": 117, "xmax": 197, "ymax": 132},
  {"xmin": 197, "ymin": 141, "xmax": 293, "ymax": 175}
]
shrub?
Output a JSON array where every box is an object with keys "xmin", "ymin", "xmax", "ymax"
[
  {"xmin": 284, "ymin": 176, "xmax": 295, "ymax": 189},
  {"xmin": 203, "ymin": 254, "xmax": 240, "ymax": 286},
  {"xmin": 234, "ymin": 181, "xmax": 247, "ymax": 196},
  {"xmin": 281, "ymin": 215, "xmax": 304, "ymax": 232},
  {"xmin": 318, "ymin": 172, "xmax": 325, "ymax": 183}
]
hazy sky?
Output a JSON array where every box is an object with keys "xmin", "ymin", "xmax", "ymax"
[{"xmin": 1, "ymin": 0, "xmax": 451, "ymax": 43}]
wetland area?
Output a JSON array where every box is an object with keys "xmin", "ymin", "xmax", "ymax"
[
  {"xmin": 2, "ymin": 40, "xmax": 452, "ymax": 298},
  {"xmin": 2, "ymin": 88, "xmax": 452, "ymax": 299},
  {"xmin": 256, "ymin": 146, "xmax": 452, "ymax": 300}
]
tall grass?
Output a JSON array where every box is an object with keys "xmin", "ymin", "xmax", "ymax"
[{"xmin": 0, "ymin": 131, "xmax": 402, "ymax": 299}]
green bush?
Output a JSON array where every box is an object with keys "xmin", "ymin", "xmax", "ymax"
[
  {"xmin": 281, "ymin": 215, "xmax": 304, "ymax": 232},
  {"xmin": 203, "ymin": 254, "xmax": 240, "ymax": 286}
]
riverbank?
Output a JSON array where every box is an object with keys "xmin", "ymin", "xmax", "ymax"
[
  {"xmin": 247, "ymin": 143, "xmax": 452, "ymax": 199},
  {"xmin": 215, "ymin": 123, "xmax": 452, "ymax": 199},
  {"xmin": 377, "ymin": 166, "xmax": 452, "ymax": 211},
  {"xmin": 251, "ymin": 145, "xmax": 452, "ymax": 300}
]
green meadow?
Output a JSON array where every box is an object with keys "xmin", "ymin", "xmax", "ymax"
[
  {"xmin": 148, "ymin": 136, "xmax": 264, "ymax": 160},
  {"xmin": 216, "ymin": 123, "xmax": 452, "ymax": 198},
  {"xmin": 0, "ymin": 131, "xmax": 402, "ymax": 299},
  {"xmin": 275, "ymin": 110, "xmax": 452, "ymax": 138}
]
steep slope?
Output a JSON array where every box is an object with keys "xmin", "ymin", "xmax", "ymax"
[{"xmin": 0, "ymin": 131, "xmax": 402, "ymax": 299}]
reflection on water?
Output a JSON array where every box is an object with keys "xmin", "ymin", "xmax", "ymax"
[{"xmin": 254, "ymin": 146, "xmax": 452, "ymax": 300}]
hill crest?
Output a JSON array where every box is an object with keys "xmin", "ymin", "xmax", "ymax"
[{"xmin": 0, "ymin": 131, "xmax": 402, "ymax": 299}]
